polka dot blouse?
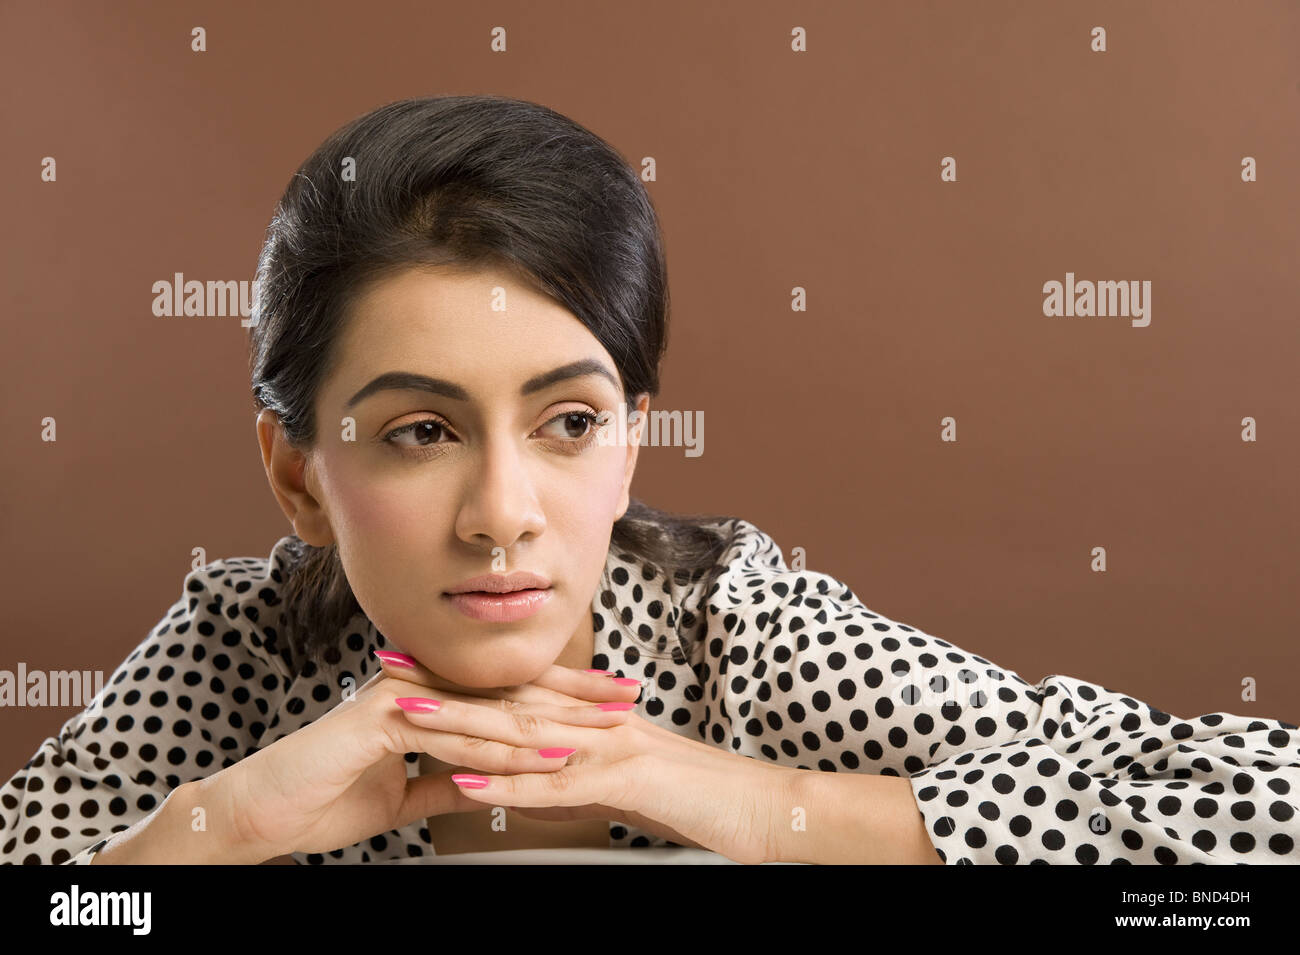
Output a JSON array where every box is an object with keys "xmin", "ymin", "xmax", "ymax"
[{"xmin": 3, "ymin": 518, "xmax": 1298, "ymax": 864}]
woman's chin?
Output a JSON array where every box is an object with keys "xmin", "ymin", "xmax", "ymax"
[{"xmin": 429, "ymin": 654, "xmax": 555, "ymax": 690}]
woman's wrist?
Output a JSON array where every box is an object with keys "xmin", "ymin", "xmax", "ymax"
[
  {"xmin": 90, "ymin": 777, "xmax": 274, "ymax": 865},
  {"xmin": 771, "ymin": 768, "xmax": 944, "ymax": 865}
]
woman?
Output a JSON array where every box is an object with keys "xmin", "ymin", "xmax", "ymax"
[{"xmin": 3, "ymin": 95, "xmax": 1297, "ymax": 865}]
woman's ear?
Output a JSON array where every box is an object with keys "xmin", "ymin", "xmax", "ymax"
[
  {"xmin": 255, "ymin": 409, "xmax": 335, "ymax": 547},
  {"xmin": 614, "ymin": 393, "xmax": 651, "ymax": 521}
]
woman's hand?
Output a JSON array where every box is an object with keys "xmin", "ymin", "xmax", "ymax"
[
  {"xmin": 195, "ymin": 652, "xmax": 642, "ymax": 862},
  {"xmin": 394, "ymin": 678, "xmax": 799, "ymax": 865}
]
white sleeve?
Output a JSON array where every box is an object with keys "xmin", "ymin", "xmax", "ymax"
[
  {"xmin": 1, "ymin": 560, "xmax": 292, "ymax": 865},
  {"xmin": 699, "ymin": 546, "xmax": 1300, "ymax": 864}
]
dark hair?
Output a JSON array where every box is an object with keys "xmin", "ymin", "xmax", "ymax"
[{"xmin": 248, "ymin": 94, "xmax": 739, "ymax": 671}]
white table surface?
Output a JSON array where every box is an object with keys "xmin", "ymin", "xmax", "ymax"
[{"xmin": 386, "ymin": 847, "xmax": 802, "ymax": 864}]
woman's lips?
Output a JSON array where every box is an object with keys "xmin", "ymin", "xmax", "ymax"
[{"xmin": 444, "ymin": 588, "xmax": 552, "ymax": 623}]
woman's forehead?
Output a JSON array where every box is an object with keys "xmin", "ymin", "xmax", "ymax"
[{"xmin": 328, "ymin": 287, "xmax": 620, "ymax": 409}]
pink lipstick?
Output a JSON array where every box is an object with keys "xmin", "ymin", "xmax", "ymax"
[{"xmin": 445, "ymin": 588, "xmax": 552, "ymax": 622}]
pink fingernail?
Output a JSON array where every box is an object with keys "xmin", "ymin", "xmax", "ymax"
[
  {"xmin": 374, "ymin": 650, "xmax": 417, "ymax": 668},
  {"xmin": 538, "ymin": 747, "xmax": 576, "ymax": 758},
  {"xmin": 452, "ymin": 774, "xmax": 490, "ymax": 789},
  {"xmin": 595, "ymin": 702, "xmax": 635, "ymax": 711},
  {"xmin": 611, "ymin": 677, "xmax": 641, "ymax": 686},
  {"xmin": 394, "ymin": 697, "xmax": 441, "ymax": 712},
  {"xmin": 584, "ymin": 668, "xmax": 613, "ymax": 675}
]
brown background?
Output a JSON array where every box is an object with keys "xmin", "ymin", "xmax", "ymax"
[{"xmin": 2, "ymin": 0, "xmax": 1297, "ymax": 776}]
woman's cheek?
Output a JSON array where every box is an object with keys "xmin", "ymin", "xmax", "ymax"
[
  {"xmin": 555, "ymin": 461, "xmax": 622, "ymax": 544},
  {"xmin": 328, "ymin": 471, "xmax": 439, "ymax": 633}
]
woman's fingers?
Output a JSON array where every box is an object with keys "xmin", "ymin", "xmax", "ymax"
[
  {"xmin": 392, "ymin": 769, "xmax": 484, "ymax": 828},
  {"xmin": 528, "ymin": 664, "xmax": 646, "ymax": 704},
  {"xmin": 384, "ymin": 690, "xmax": 624, "ymax": 773},
  {"xmin": 377, "ymin": 674, "xmax": 637, "ymax": 729},
  {"xmin": 371, "ymin": 649, "xmax": 645, "ymax": 707},
  {"xmin": 372, "ymin": 649, "xmax": 441, "ymax": 685}
]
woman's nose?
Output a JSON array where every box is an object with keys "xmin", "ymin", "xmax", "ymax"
[{"xmin": 452, "ymin": 438, "xmax": 545, "ymax": 548}]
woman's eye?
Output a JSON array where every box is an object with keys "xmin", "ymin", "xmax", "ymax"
[
  {"xmin": 538, "ymin": 410, "xmax": 601, "ymax": 441},
  {"xmin": 385, "ymin": 420, "xmax": 450, "ymax": 448}
]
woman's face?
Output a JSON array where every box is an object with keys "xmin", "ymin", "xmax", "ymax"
[{"xmin": 258, "ymin": 263, "xmax": 648, "ymax": 688}]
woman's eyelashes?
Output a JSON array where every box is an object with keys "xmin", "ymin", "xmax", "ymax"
[{"xmin": 381, "ymin": 408, "xmax": 607, "ymax": 460}]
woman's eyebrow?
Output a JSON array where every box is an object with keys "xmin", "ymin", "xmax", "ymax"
[{"xmin": 344, "ymin": 358, "xmax": 620, "ymax": 409}]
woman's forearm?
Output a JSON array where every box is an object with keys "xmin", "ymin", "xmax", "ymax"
[
  {"xmin": 90, "ymin": 778, "xmax": 271, "ymax": 865},
  {"xmin": 772, "ymin": 769, "xmax": 944, "ymax": 864}
]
